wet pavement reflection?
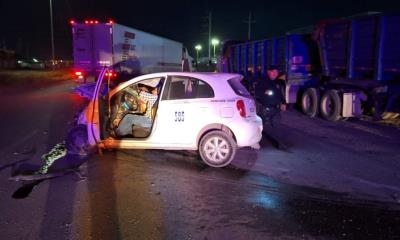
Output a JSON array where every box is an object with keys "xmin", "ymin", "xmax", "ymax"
[
  {"xmin": 6, "ymin": 146, "xmax": 400, "ymax": 239},
  {"xmin": 85, "ymin": 148, "xmax": 400, "ymax": 239}
]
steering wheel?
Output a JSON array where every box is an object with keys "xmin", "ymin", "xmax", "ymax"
[{"xmin": 123, "ymin": 92, "xmax": 139, "ymax": 111}]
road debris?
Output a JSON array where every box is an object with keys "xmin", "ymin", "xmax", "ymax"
[{"xmin": 36, "ymin": 142, "xmax": 67, "ymax": 174}]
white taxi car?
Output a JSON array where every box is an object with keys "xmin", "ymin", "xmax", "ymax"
[{"xmin": 72, "ymin": 70, "xmax": 263, "ymax": 167}]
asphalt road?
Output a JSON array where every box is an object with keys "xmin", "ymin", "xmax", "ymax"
[{"xmin": 0, "ymin": 81, "xmax": 399, "ymax": 239}]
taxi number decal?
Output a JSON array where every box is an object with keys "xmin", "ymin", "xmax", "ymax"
[{"xmin": 174, "ymin": 111, "xmax": 185, "ymax": 122}]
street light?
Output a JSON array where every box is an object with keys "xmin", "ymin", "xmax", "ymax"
[
  {"xmin": 211, "ymin": 38, "xmax": 219, "ymax": 57},
  {"xmin": 195, "ymin": 44, "xmax": 202, "ymax": 63}
]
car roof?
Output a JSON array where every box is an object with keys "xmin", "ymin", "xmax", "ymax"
[
  {"xmin": 132, "ymin": 72, "xmax": 241, "ymax": 82},
  {"xmin": 112, "ymin": 72, "xmax": 243, "ymax": 94}
]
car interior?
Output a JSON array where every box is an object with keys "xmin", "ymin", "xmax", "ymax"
[
  {"xmin": 100, "ymin": 76, "xmax": 213, "ymax": 140},
  {"xmin": 108, "ymin": 77, "xmax": 164, "ymax": 139}
]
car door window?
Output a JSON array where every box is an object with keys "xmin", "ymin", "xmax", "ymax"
[
  {"xmin": 169, "ymin": 77, "xmax": 190, "ymax": 99},
  {"xmin": 196, "ymin": 80, "xmax": 214, "ymax": 98},
  {"xmin": 163, "ymin": 76, "xmax": 214, "ymax": 100}
]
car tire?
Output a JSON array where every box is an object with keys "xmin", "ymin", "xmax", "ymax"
[
  {"xmin": 199, "ymin": 130, "xmax": 237, "ymax": 168},
  {"xmin": 320, "ymin": 90, "xmax": 342, "ymax": 121},
  {"xmin": 66, "ymin": 124, "xmax": 94, "ymax": 156},
  {"xmin": 301, "ymin": 88, "xmax": 319, "ymax": 117}
]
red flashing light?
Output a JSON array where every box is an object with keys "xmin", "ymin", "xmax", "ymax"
[
  {"xmin": 70, "ymin": 20, "xmax": 75, "ymax": 24},
  {"xmin": 75, "ymin": 71, "xmax": 82, "ymax": 76},
  {"xmin": 89, "ymin": 20, "xmax": 94, "ymax": 24},
  {"xmin": 109, "ymin": 20, "xmax": 114, "ymax": 24},
  {"xmin": 105, "ymin": 70, "xmax": 117, "ymax": 78},
  {"xmin": 236, "ymin": 99, "xmax": 246, "ymax": 117},
  {"xmin": 85, "ymin": 20, "xmax": 89, "ymax": 24},
  {"xmin": 95, "ymin": 20, "xmax": 99, "ymax": 24}
]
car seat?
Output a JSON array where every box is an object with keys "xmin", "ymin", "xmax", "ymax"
[{"xmin": 131, "ymin": 100, "xmax": 159, "ymax": 138}]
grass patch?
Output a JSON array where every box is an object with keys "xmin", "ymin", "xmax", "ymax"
[{"xmin": 0, "ymin": 69, "xmax": 72, "ymax": 86}]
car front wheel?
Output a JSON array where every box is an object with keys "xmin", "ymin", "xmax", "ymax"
[{"xmin": 199, "ymin": 130, "xmax": 237, "ymax": 167}]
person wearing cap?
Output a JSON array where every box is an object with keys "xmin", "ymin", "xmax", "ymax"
[
  {"xmin": 256, "ymin": 65, "xmax": 286, "ymax": 124},
  {"xmin": 255, "ymin": 65, "xmax": 288, "ymax": 149}
]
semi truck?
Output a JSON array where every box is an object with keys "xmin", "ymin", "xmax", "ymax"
[
  {"xmin": 220, "ymin": 13, "xmax": 400, "ymax": 121},
  {"xmin": 71, "ymin": 20, "xmax": 190, "ymax": 83}
]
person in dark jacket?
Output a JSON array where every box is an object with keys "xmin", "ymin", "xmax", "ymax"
[
  {"xmin": 255, "ymin": 65, "xmax": 287, "ymax": 127},
  {"xmin": 256, "ymin": 65, "xmax": 288, "ymax": 150}
]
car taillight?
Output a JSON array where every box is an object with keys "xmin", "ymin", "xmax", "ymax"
[
  {"xmin": 74, "ymin": 71, "xmax": 84, "ymax": 79},
  {"xmin": 236, "ymin": 99, "xmax": 246, "ymax": 118}
]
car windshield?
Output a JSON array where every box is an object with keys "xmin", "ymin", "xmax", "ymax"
[{"xmin": 227, "ymin": 77, "xmax": 251, "ymax": 98}]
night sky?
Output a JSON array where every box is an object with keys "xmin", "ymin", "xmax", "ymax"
[{"xmin": 1, "ymin": 0, "xmax": 399, "ymax": 60}]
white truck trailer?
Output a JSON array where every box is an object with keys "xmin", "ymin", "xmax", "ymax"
[{"xmin": 71, "ymin": 20, "xmax": 190, "ymax": 82}]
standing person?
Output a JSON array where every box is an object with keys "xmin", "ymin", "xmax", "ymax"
[
  {"xmin": 256, "ymin": 65, "xmax": 288, "ymax": 149},
  {"xmin": 256, "ymin": 65, "xmax": 286, "ymax": 127}
]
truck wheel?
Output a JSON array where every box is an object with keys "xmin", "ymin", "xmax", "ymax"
[
  {"xmin": 66, "ymin": 125, "xmax": 94, "ymax": 156},
  {"xmin": 320, "ymin": 90, "xmax": 342, "ymax": 121},
  {"xmin": 301, "ymin": 88, "xmax": 319, "ymax": 117},
  {"xmin": 199, "ymin": 130, "xmax": 237, "ymax": 168}
]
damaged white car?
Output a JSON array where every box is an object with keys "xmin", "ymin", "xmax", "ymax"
[{"xmin": 69, "ymin": 69, "xmax": 263, "ymax": 167}]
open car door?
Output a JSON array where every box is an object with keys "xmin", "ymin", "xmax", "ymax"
[{"xmin": 86, "ymin": 68, "xmax": 108, "ymax": 146}]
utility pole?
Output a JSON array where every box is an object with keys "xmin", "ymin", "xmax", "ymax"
[
  {"xmin": 244, "ymin": 11, "xmax": 256, "ymax": 40},
  {"xmin": 49, "ymin": 0, "xmax": 55, "ymax": 67},
  {"xmin": 208, "ymin": 11, "xmax": 212, "ymax": 61}
]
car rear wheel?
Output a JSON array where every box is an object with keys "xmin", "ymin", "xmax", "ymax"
[{"xmin": 199, "ymin": 130, "xmax": 236, "ymax": 168}]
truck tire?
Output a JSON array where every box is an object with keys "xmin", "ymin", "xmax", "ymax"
[
  {"xmin": 320, "ymin": 90, "xmax": 342, "ymax": 121},
  {"xmin": 301, "ymin": 88, "xmax": 319, "ymax": 117},
  {"xmin": 199, "ymin": 130, "xmax": 237, "ymax": 168}
]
